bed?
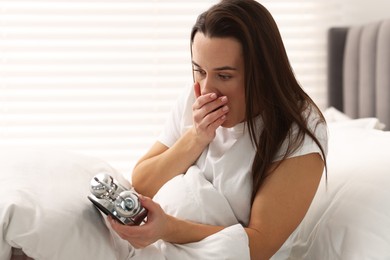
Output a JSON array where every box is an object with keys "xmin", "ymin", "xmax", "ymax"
[
  {"xmin": 272, "ymin": 18, "xmax": 390, "ymax": 259},
  {"xmin": 1, "ymin": 19, "xmax": 390, "ymax": 260}
]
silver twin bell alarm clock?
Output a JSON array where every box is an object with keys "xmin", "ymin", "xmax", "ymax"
[{"xmin": 88, "ymin": 173, "xmax": 148, "ymax": 225}]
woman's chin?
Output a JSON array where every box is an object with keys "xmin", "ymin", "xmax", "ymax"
[
  {"xmin": 221, "ymin": 116, "xmax": 246, "ymax": 128},
  {"xmin": 221, "ymin": 118, "xmax": 235, "ymax": 128}
]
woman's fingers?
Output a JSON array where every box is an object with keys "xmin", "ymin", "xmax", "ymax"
[
  {"xmin": 138, "ymin": 194, "xmax": 154, "ymax": 211},
  {"xmin": 193, "ymin": 82, "xmax": 202, "ymax": 98},
  {"xmin": 192, "ymin": 92, "xmax": 218, "ymax": 110},
  {"xmin": 200, "ymin": 105, "xmax": 228, "ymax": 127},
  {"xmin": 109, "ymin": 214, "xmax": 149, "ymax": 248},
  {"xmin": 193, "ymin": 96, "xmax": 228, "ymax": 120},
  {"xmin": 191, "ymin": 82, "xmax": 229, "ymax": 143},
  {"xmin": 194, "ymin": 101, "xmax": 228, "ymax": 131},
  {"xmin": 108, "ymin": 196, "xmax": 169, "ymax": 249}
]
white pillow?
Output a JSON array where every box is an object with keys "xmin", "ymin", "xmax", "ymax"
[
  {"xmin": 329, "ymin": 117, "xmax": 386, "ymax": 130},
  {"xmin": 273, "ymin": 126, "xmax": 390, "ymax": 259},
  {"xmin": 0, "ymin": 149, "xmax": 132, "ymax": 260},
  {"xmin": 153, "ymin": 166, "xmax": 238, "ymax": 226},
  {"xmin": 323, "ymin": 106, "xmax": 352, "ymax": 122},
  {"xmin": 323, "ymin": 106, "xmax": 386, "ymax": 130}
]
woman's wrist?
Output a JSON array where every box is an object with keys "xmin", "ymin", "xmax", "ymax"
[
  {"xmin": 188, "ymin": 127, "xmax": 213, "ymax": 149},
  {"xmin": 161, "ymin": 215, "xmax": 179, "ymax": 243}
]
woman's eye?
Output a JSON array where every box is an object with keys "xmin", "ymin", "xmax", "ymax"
[
  {"xmin": 194, "ymin": 69, "xmax": 206, "ymax": 76},
  {"xmin": 219, "ymin": 74, "xmax": 231, "ymax": 80}
]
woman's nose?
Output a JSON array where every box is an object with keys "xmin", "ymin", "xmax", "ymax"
[{"xmin": 200, "ymin": 77, "xmax": 214, "ymax": 95}]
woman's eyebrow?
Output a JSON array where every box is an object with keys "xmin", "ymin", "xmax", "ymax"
[
  {"xmin": 192, "ymin": 61, "xmax": 237, "ymax": 71},
  {"xmin": 214, "ymin": 66, "xmax": 237, "ymax": 71},
  {"xmin": 192, "ymin": 61, "xmax": 201, "ymax": 68}
]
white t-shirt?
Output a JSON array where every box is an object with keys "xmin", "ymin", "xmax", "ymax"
[{"xmin": 158, "ymin": 86, "xmax": 328, "ymax": 226}]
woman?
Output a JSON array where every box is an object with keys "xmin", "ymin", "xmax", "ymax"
[{"xmin": 109, "ymin": 0, "xmax": 327, "ymax": 259}]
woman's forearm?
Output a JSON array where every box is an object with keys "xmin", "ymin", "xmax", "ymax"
[
  {"xmin": 163, "ymin": 216, "xmax": 268, "ymax": 260},
  {"xmin": 132, "ymin": 128, "xmax": 207, "ymax": 197},
  {"xmin": 163, "ymin": 215, "xmax": 225, "ymax": 244},
  {"xmin": 163, "ymin": 215, "xmax": 266, "ymax": 260}
]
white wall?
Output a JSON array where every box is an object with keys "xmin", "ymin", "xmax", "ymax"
[{"xmin": 340, "ymin": 0, "xmax": 390, "ymax": 25}]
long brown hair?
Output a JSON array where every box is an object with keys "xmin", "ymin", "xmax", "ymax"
[{"xmin": 190, "ymin": 0, "xmax": 327, "ymax": 202}]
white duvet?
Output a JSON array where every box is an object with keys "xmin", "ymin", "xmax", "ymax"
[{"xmin": 0, "ymin": 149, "xmax": 249, "ymax": 260}]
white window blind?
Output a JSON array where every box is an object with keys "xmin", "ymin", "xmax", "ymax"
[
  {"xmin": 0, "ymin": 0, "xmax": 341, "ymax": 176},
  {"xmin": 262, "ymin": 0, "xmax": 341, "ymax": 108}
]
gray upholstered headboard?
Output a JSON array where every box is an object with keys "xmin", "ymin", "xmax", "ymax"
[{"xmin": 327, "ymin": 19, "xmax": 390, "ymax": 130}]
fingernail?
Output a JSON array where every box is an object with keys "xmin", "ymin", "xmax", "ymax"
[
  {"xmin": 220, "ymin": 96, "xmax": 227, "ymax": 102},
  {"xmin": 210, "ymin": 93, "xmax": 217, "ymax": 99},
  {"xmin": 222, "ymin": 105, "xmax": 229, "ymax": 112}
]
